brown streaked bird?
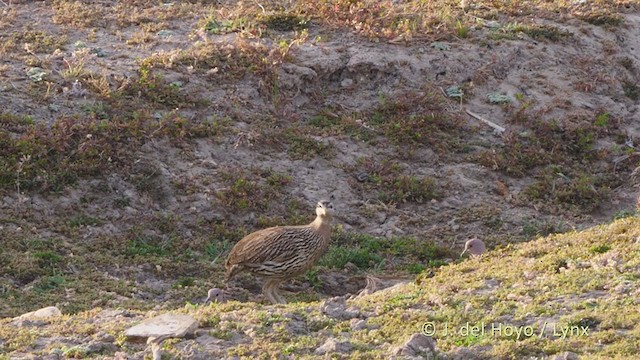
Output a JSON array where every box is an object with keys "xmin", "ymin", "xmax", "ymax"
[
  {"xmin": 224, "ymin": 200, "xmax": 335, "ymax": 304},
  {"xmin": 460, "ymin": 237, "xmax": 486, "ymax": 257}
]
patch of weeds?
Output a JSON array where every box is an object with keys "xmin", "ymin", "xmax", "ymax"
[
  {"xmin": 204, "ymin": 17, "xmax": 247, "ymax": 34},
  {"xmin": 200, "ymin": 314, "xmax": 221, "ymax": 328},
  {"xmin": 266, "ymin": 171, "xmax": 293, "ymax": 187},
  {"xmin": 304, "ymin": 269, "xmax": 322, "ymax": 288},
  {"xmin": 35, "ymin": 275, "xmax": 65, "ymax": 292},
  {"xmin": 326, "ymin": 232, "xmax": 451, "ymax": 272},
  {"xmin": 346, "ymin": 157, "xmax": 440, "ymax": 204},
  {"xmin": 567, "ymin": 316, "xmax": 600, "ymax": 331},
  {"xmin": 623, "ymin": 81, "xmax": 639, "ymax": 100},
  {"xmin": 127, "ymin": 65, "xmax": 191, "ymax": 108},
  {"xmin": 257, "ymin": 312, "xmax": 286, "ymax": 329},
  {"xmin": 319, "ymin": 247, "xmax": 383, "ymax": 270},
  {"xmin": 81, "ymin": 102, "xmax": 110, "ymax": 120},
  {"xmin": 379, "ymin": 175, "xmax": 438, "ymax": 204},
  {"xmin": 215, "ymin": 168, "xmax": 291, "ymax": 214},
  {"xmin": 210, "ymin": 329, "xmax": 233, "ymax": 340},
  {"xmin": 493, "ymin": 23, "xmax": 572, "ymax": 41},
  {"xmin": 307, "ymin": 114, "xmax": 340, "ymax": 129},
  {"xmin": 1, "ymin": 106, "xmax": 231, "ymax": 193},
  {"xmin": 173, "ymin": 277, "xmax": 195, "ymax": 288},
  {"xmin": 578, "ymin": 12, "xmax": 623, "ymax": 27},
  {"xmin": 307, "ymin": 111, "xmax": 376, "ymax": 142},
  {"xmin": 406, "ymin": 263, "xmax": 426, "ymax": 274},
  {"xmin": 204, "ymin": 239, "xmax": 234, "ymax": 261},
  {"xmin": 523, "ymin": 166, "xmax": 610, "ymax": 212},
  {"xmin": 522, "ymin": 220, "xmax": 568, "ymax": 238},
  {"xmin": 589, "ymin": 244, "xmax": 611, "ymax": 254},
  {"xmin": 124, "ymin": 235, "xmax": 170, "ymax": 257},
  {"xmin": 454, "ymin": 19, "xmax": 469, "ymax": 38},
  {"xmin": 114, "ymin": 197, "xmax": 131, "ymax": 208},
  {"xmin": 52, "ymin": 0, "xmax": 106, "ymax": 28},
  {"xmin": 476, "ymin": 112, "xmax": 609, "ymax": 178},
  {"xmin": 613, "ymin": 209, "xmax": 635, "ymax": 220},
  {"xmin": 592, "ymin": 113, "xmax": 610, "ymax": 129},
  {"xmin": 140, "ymin": 39, "xmax": 271, "ymax": 80},
  {"xmin": 154, "ymin": 213, "xmax": 177, "ymax": 234},
  {"xmin": 7, "ymin": 30, "xmax": 68, "ymax": 53},
  {"xmin": 553, "ymin": 259, "xmax": 568, "ymax": 273},
  {"xmin": 260, "ymin": 13, "xmax": 308, "ymax": 31},
  {"xmin": 285, "ymin": 132, "xmax": 335, "ymax": 160},
  {"xmin": 33, "ymin": 251, "xmax": 63, "ymax": 269},
  {"xmin": 454, "ymin": 332, "xmax": 487, "ymax": 347},
  {"xmin": 68, "ymin": 214, "xmax": 102, "ymax": 228},
  {"xmin": 620, "ymin": 57, "xmax": 636, "ymax": 73},
  {"xmin": 369, "ymin": 91, "xmax": 466, "ymax": 153}
]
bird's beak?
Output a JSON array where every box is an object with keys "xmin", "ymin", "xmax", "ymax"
[
  {"xmin": 460, "ymin": 248, "xmax": 467, "ymax": 257},
  {"xmin": 204, "ymin": 296, "xmax": 211, "ymax": 304}
]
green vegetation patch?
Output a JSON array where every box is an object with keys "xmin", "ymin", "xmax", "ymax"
[
  {"xmin": 346, "ymin": 157, "xmax": 440, "ymax": 205},
  {"xmin": 215, "ymin": 167, "xmax": 293, "ymax": 214},
  {"xmin": 320, "ymin": 231, "xmax": 452, "ymax": 271}
]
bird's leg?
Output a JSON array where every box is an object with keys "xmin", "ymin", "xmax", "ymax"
[
  {"xmin": 262, "ymin": 279, "xmax": 279, "ymax": 305},
  {"xmin": 272, "ymin": 281, "xmax": 287, "ymax": 304}
]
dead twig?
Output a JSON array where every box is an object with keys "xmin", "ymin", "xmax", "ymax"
[{"xmin": 465, "ymin": 109, "xmax": 505, "ymax": 133}]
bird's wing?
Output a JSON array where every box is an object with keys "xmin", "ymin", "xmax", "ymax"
[{"xmin": 226, "ymin": 226, "xmax": 307, "ymax": 267}]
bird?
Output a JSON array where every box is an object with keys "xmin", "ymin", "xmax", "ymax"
[
  {"xmin": 224, "ymin": 200, "xmax": 335, "ymax": 304},
  {"xmin": 204, "ymin": 288, "xmax": 226, "ymax": 304},
  {"xmin": 460, "ymin": 237, "xmax": 486, "ymax": 257}
]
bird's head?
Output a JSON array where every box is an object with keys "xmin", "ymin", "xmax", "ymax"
[
  {"xmin": 316, "ymin": 200, "xmax": 335, "ymax": 219},
  {"xmin": 204, "ymin": 288, "xmax": 226, "ymax": 304},
  {"xmin": 460, "ymin": 237, "xmax": 486, "ymax": 257}
]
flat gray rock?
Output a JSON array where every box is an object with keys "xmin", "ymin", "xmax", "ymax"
[
  {"xmin": 315, "ymin": 338, "xmax": 352, "ymax": 355},
  {"xmin": 125, "ymin": 313, "xmax": 198, "ymax": 340}
]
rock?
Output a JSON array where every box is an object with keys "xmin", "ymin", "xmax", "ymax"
[
  {"xmin": 314, "ymin": 338, "xmax": 352, "ymax": 355},
  {"xmin": 84, "ymin": 341, "xmax": 118, "ymax": 355},
  {"xmin": 391, "ymin": 333, "xmax": 437, "ymax": 357},
  {"xmin": 124, "ymin": 313, "xmax": 198, "ymax": 341},
  {"xmin": 551, "ymin": 352, "xmax": 580, "ymax": 360},
  {"xmin": 351, "ymin": 319, "xmax": 367, "ymax": 331},
  {"xmin": 94, "ymin": 332, "xmax": 116, "ymax": 343},
  {"xmin": 15, "ymin": 306, "xmax": 62, "ymax": 321},
  {"xmin": 341, "ymin": 78, "xmax": 354, "ymax": 87},
  {"xmin": 445, "ymin": 346, "xmax": 490, "ymax": 360},
  {"xmin": 321, "ymin": 296, "xmax": 360, "ymax": 320}
]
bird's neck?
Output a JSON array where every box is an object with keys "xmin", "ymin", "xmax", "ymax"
[{"xmin": 310, "ymin": 215, "xmax": 332, "ymax": 234}]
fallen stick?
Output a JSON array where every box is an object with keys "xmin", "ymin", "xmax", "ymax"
[{"xmin": 466, "ymin": 109, "xmax": 506, "ymax": 133}]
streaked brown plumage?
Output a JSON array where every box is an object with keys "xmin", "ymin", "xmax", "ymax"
[{"xmin": 225, "ymin": 200, "xmax": 334, "ymax": 304}]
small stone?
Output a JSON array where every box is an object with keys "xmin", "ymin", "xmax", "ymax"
[
  {"xmin": 321, "ymin": 296, "xmax": 360, "ymax": 320},
  {"xmin": 314, "ymin": 338, "xmax": 352, "ymax": 355},
  {"xmin": 350, "ymin": 319, "xmax": 367, "ymax": 330},
  {"xmin": 95, "ymin": 332, "xmax": 116, "ymax": 342},
  {"xmin": 391, "ymin": 333, "xmax": 437, "ymax": 357},
  {"xmin": 551, "ymin": 351, "xmax": 580, "ymax": 360},
  {"xmin": 85, "ymin": 341, "xmax": 118, "ymax": 354},
  {"xmin": 124, "ymin": 313, "xmax": 198, "ymax": 341},
  {"xmin": 341, "ymin": 78, "xmax": 354, "ymax": 88}
]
